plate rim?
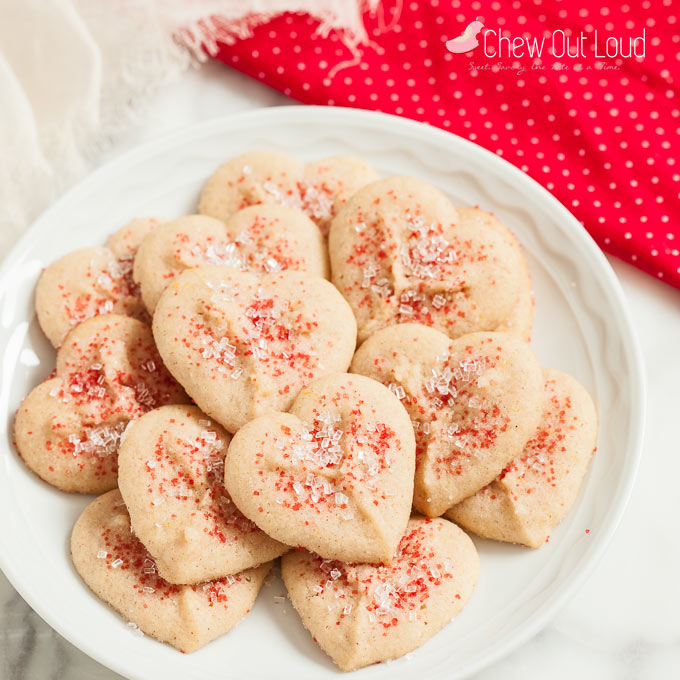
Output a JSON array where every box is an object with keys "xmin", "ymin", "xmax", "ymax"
[{"xmin": 0, "ymin": 105, "xmax": 646, "ymax": 680}]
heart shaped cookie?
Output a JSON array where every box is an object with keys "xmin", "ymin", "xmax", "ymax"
[
  {"xmin": 133, "ymin": 205, "xmax": 328, "ymax": 313},
  {"xmin": 351, "ymin": 323, "xmax": 544, "ymax": 516},
  {"xmin": 446, "ymin": 369, "xmax": 597, "ymax": 548},
  {"xmin": 198, "ymin": 150, "xmax": 379, "ymax": 236},
  {"xmin": 118, "ymin": 404, "xmax": 288, "ymax": 584},
  {"xmin": 456, "ymin": 207, "xmax": 534, "ymax": 341},
  {"xmin": 153, "ymin": 266, "xmax": 357, "ymax": 432},
  {"xmin": 71, "ymin": 489, "xmax": 272, "ymax": 652},
  {"xmin": 328, "ymin": 177, "xmax": 525, "ymax": 343},
  {"xmin": 14, "ymin": 314, "xmax": 187, "ymax": 493},
  {"xmin": 225, "ymin": 373, "xmax": 415, "ymax": 563},
  {"xmin": 281, "ymin": 516, "xmax": 479, "ymax": 671},
  {"xmin": 36, "ymin": 217, "xmax": 161, "ymax": 347}
]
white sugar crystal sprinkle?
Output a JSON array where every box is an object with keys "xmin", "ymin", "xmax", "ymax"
[
  {"xmin": 301, "ymin": 183, "xmax": 333, "ymax": 219},
  {"xmin": 264, "ymin": 257, "xmax": 280, "ymax": 273},
  {"xmin": 447, "ymin": 423, "xmax": 460, "ymax": 435},
  {"xmin": 262, "ymin": 181, "xmax": 280, "ymax": 199},
  {"xmin": 432, "ymin": 294, "xmax": 447, "ymax": 309},
  {"xmin": 134, "ymin": 382, "xmax": 155, "ymax": 408},
  {"xmin": 127, "ymin": 621, "xmax": 144, "ymax": 637},
  {"xmin": 389, "ymin": 383, "xmax": 406, "ymax": 400},
  {"xmin": 97, "ymin": 550, "xmax": 108, "ymax": 559},
  {"xmin": 468, "ymin": 395, "xmax": 482, "ymax": 408},
  {"xmin": 111, "ymin": 559, "xmax": 123, "ymax": 569}
]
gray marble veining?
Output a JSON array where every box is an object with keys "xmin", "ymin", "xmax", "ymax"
[{"xmin": 1, "ymin": 572, "xmax": 122, "ymax": 680}]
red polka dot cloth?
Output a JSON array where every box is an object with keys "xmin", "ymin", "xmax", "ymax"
[{"xmin": 211, "ymin": 0, "xmax": 680, "ymax": 289}]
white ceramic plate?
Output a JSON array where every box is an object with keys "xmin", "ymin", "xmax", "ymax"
[{"xmin": 0, "ymin": 107, "xmax": 644, "ymax": 680}]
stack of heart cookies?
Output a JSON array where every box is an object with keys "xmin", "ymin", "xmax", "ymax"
[{"xmin": 15, "ymin": 150, "xmax": 597, "ymax": 671}]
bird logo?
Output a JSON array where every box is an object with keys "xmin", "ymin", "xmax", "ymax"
[{"xmin": 446, "ymin": 17, "xmax": 485, "ymax": 54}]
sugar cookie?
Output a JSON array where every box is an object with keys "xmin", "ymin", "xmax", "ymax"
[
  {"xmin": 118, "ymin": 404, "xmax": 288, "ymax": 584},
  {"xmin": 36, "ymin": 218, "xmax": 160, "ymax": 347},
  {"xmin": 133, "ymin": 206, "xmax": 328, "ymax": 313},
  {"xmin": 152, "ymin": 266, "xmax": 357, "ymax": 432},
  {"xmin": 225, "ymin": 373, "xmax": 415, "ymax": 563},
  {"xmin": 282, "ymin": 516, "xmax": 478, "ymax": 671},
  {"xmin": 446, "ymin": 369, "xmax": 597, "ymax": 547},
  {"xmin": 351, "ymin": 324, "xmax": 543, "ymax": 516},
  {"xmin": 456, "ymin": 207, "xmax": 533, "ymax": 341},
  {"xmin": 198, "ymin": 151, "xmax": 378, "ymax": 236},
  {"xmin": 14, "ymin": 314, "xmax": 187, "ymax": 493},
  {"xmin": 71, "ymin": 490, "xmax": 271, "ymax": 652},
  {"xmin": 329, "ymin": 177, "xmax": 524, "ymax": 343}
]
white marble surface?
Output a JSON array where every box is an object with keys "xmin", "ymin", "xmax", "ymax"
[{"xmin": 1, "ymin": 62, "xmax": 679, "ymax": 680}]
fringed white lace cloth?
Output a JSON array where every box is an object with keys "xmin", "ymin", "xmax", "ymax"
[{"xmin": 0, "ymin": 0, "xmax": 373, "ymax": 257}]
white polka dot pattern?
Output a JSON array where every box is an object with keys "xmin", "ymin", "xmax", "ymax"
[{"xmin": 211, "ymin": 2, "xmax": 679, "ymax": 287}]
